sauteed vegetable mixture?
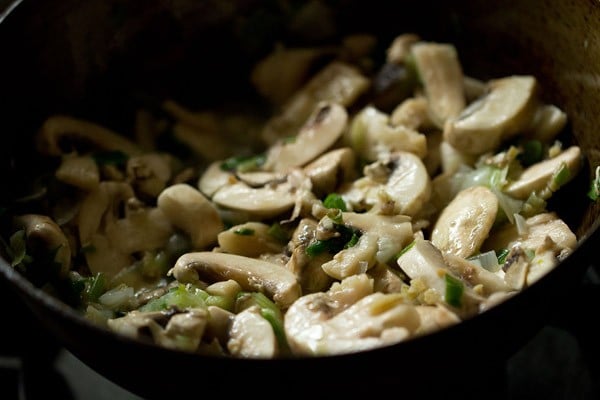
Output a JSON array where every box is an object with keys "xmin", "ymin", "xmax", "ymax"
[{"xmin": 1, "ymin": 33, "xmax": 583, "ymax": 358}]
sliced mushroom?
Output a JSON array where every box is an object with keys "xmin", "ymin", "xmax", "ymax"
[
  {"xmin": 303, "ymin": 147, "xmax": 356, "ymax": 197},
  {"xmin": 396, "ymin": 238, "xmax": 480, "ymax": 315},
  {"xmin": 263, "ymin": 103, "xmax": 348, "ymax": 173},
  {"xmin": 386, "ymin": 33, "xmax": 420, "ymax": 64},
  {"xmin": 217, "ymin": 222, "xmax": 285, "ymax": 257},
  {"xmin": 525, "ymin": 103, "xmax": 568, "ymax": 142},
  {"xmin": 13, "ymin": 214, "xmax": 72, "ymax": 276},
  {"xmin": 285, "ymin": 218, "xmax": 334, "ymax": 294},
  {"xmin": 251, "ymin": 45, "xmax": 337, "ymax": 106},
  {"xmin": 348, "ymin": 105, "xmax": 427, "ymax": 161},
  {"xmin": 197, "ymin": 161, "xmax": 234, "ymax": 198},
  {"xmin": 482, "ymin": 212, "xmax": 577, "ymax": 254},
  {"xmin": 157, "ymin": 183, "xmax": 223, "ymax": 249},
  {"xmin": 108, "ymin": 308, "xmax": 208, "ymax": 352},
  {"xmin": 126, "ymin": 153, "xmax": 172, "ymax": 198},
  {"xmin": 504, "ymin": 146, "xmax": 582, "ymax": 199},
  {"xmin": 261, "ymin": 61, "xmax": 369, "ymax": 145},
  {"xmin": 444, "ymin": 75, "xmax": 539, "ymax": 155},
  {"xmin": 104, "ymin": 207, "xmax": 173, "ymax": 255},
  {"xmin": 55, "ymin": 154, "xmax": 100, "ymax": 190},
  {"xmin": 390, "ymin": 96, "xmax": 435, "ymax": 131},
  {"xmin": 411, "ymin": 41, "xmax": 466, "ymax": 127},
  {"xmin": 431, "ymin": 186, "xmax": 498, "ymax": 258},
  {"xmin": 235, "ymin": 171, "xmax": 287, "ymax": 188},
  {"xmin": 443, "ymin": 253, "xmax": 510, "ymax": 294},
  {"xmin": 284, "ymin": 289, "xmax": 420, "ymax": 356},
  {"xmin": 227, "ymin": 305, "xmax": 278, "ymax": 358},
  {"xmin": 172, "ymin": 252, "xmax": 301, "ymax": 309},
  {"xmin": 414, "ymin": 305, "xmax": 460, "ymax": 336},
  {"xmin": 211, "ymin": 179, "xmax": 297, "ymax": 220},
  {"xmin": 321, "ymin": 232, "xmax": 379, "ymax": 280},
  {"xmin": 342, "ymin": 152, "xmax": 431, "ymax": 217},
  {"xmin": 366, "ymin": 262, "xmax": 406, "ymax": 294},
  {"xmin": 36, "ymin": 115, "xmax": 141, "ymax": 156},
  {"xmin": 341, "ymin": 212, "xmax": 413, "ymax": 263},
  {"xmin": 77, "ymin": 181, "xmax": 135, "ymax": 246}
]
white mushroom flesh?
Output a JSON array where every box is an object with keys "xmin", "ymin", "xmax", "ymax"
[{"xmin": 10, "ymin": 32, "xmax": 585, "ymax": 360}]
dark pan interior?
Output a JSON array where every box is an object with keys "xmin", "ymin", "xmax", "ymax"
[{"xmin": 1, "ymin": 0, "xmax": 599, "ymax": 397}]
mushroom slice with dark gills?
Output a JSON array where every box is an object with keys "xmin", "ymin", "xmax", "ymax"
[
  {"xmin": 12, "ymin": 214, "xmax": 72, "ymax": 277},
  {"xmin": 303, "ymin": 147, "xmax": 356, "ymax": 197},
  {"xmin": 284, "ymin": 274, "xmax": 420, "ymax": 356},
  {"xmin": 341, "ymin": 151, "xmax": 431, "ymax": 217},
  {"xmin": 444, "ymin": 75, "xmax": 539, "ymax": 156},
  {"xmin": 431, "ymin": 185, "xmax": 498, "ymax": 259},
  {"xmin": 263, "ymin": 102, "xmax": 348, "ymax": 173},
  {"xmin": 285, "ymin": 218, "xmax": 334, "ymax": 294},
  {"xmin": 172, "ymin": 252, "xmax": 301, "ymax": 309},
  {"xmin": 108, "ymin": 308, "xmax": 208, "ymax": 352}
]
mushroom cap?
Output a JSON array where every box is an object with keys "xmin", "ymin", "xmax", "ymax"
[
  {"xmin": 172, "ymin": 252, "xmax": 301, "ymax": 309},
  {"xmin": 444, "ymin": 75, "xmax": 538, "ymax": 155},
  {"xmin": 431, "ymin": 185, "xmax": 498, "ymax": 258}
]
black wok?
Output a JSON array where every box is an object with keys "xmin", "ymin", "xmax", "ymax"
[{"xmin": 1, "ymin": 0, "xmax": 599, "ymax": 397}]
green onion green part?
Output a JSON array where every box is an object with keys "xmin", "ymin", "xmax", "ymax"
[{"xmin": 445, "ymin": 273, "xmax": 464, "ymax": 308}]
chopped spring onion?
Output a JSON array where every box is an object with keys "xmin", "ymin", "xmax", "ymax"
[
  {"xmin": 395, "ymin": 240, "xmax": 415, "ymax": 260},
  {"xmin": 344, "ymin": 232, "xmax": 360, "ymax": 249},
  {"xmin": 140, "ymin": 284, "xmax": 207, "ymax": 312},
  {"xmin": 305, "ymin": 224, "xmax": 361, "ymax": 257},
  {"xmin": 513, "ymin": 213, "xmax": 529, "ymax": 235},
  {"xmin": 549, "ymin": 162, "xmax": 570, "ymax": 191},
  {"xmin": 496, "ymin": 248, "xmax": 510, "ymax": 265},
  {"xmin": 444, "ymin": 273, "xmax": 464, "ymax": 308},
  {"xmin": 84, "ymin": 273, "xmax": 106, "ymax": 303},
  {"xmin": 587, "ymin": 165, "xmax": 600, "ymax": 201},
  {"xmin": 234, "ymin": 228, "xmax": 255, "ymax": 236},
  {"xmin": 519, "ymin": 140, "xmax": 543, "ymax": 166},
  {"xmin": 323, "ymin": 193, "xmax": 347, "ymax": 211},
  {"xmin": 236, "ymin": 292, "xmax": 289, "ymax": 353},
  {"xmin": 220, "ymin": 154, "xmax": 266, "ymax": 172},
  {"xmin": 468, "ymin": 250, "xmax": 501, "ymax": 272},
  {"xmin": 267, "ymin": 223, "xmax": 289, "ymax": 243}
]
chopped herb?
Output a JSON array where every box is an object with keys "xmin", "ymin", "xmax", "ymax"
[
  {"xmin": 445, "ymin": 273, "xmax": 464, "ymax": 308},
  {"xmin": 237, "ymin": 292, "xmax": 289, "ymax": 353},
  {"xmin": 550, "ymin": 162, "xmax": 570, "ymax": 191},
  {"xmin": 267, "ymin": 223, "xmax": 289, "ymax": 243},
  {"xmin": 84, "ymin": 273, "xmax": 106, "ymax": 303},
  {"xmin": 92, "ymin": 150, "xmax": 129, "ymax": 166},
  {"xmin": 305, "ymin": 224, "xmax": 362, "ymax": 257},
  {"xmin": 587, "ymin": 166, "xmax": 600, "ymax": 201},
  {"xmin": 234, "ymin": 228, "xmax": 255, "ymax": 236},
  {"xmin": 305, "ymin": 240, "xmax": 329, "ymax": 257},
  {"xmin": 519, "ymin": 140, "xmax": 543, "ymax": 166},
  {"xmin": 140, "ymin": 284, "xmax": 207, "ymax": 312},
  {"xmin": 323, "ymin": 193, "xmax": 347, "ymax": 211},
  {"xmin": 344, "ymin": 232, "xmax": 360, "ymax": 249},
  {"xmin": 496, "ymin": 248, "xmax": 509, "ymax": 265},
  {"xmin": 220, "ymin": 154, "xmax": 266, "ymax": 172},
  {"xmin": 395, "ymin": 241, "xmax": 415, "ymax": 260}
]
